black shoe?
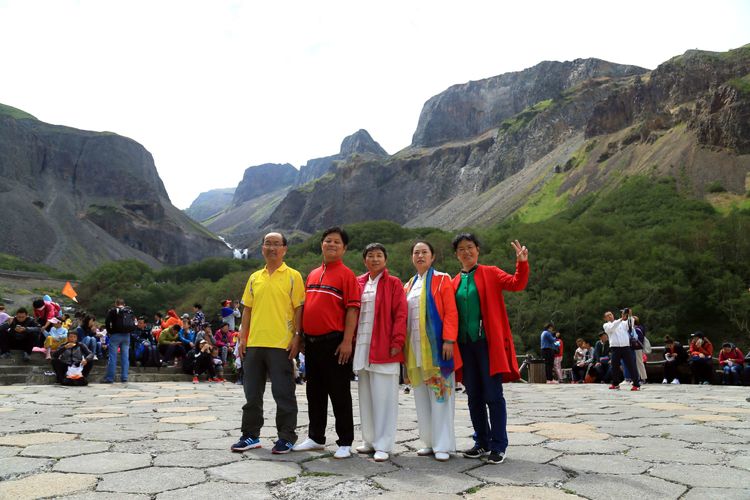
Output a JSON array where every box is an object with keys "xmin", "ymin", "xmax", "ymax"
[
  {"xmin": 462, "ymin": 445, "xmax": 489, "ymax": 459},
  {"xmin": 99, "ymin": 378, "xmax": 113, "ymax": 384},
  {"xmin": 487, "ymin": 451, "xmax": 506, "ymax": 464}
]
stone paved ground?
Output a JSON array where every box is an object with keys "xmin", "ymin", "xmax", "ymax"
[{"xmin": 1, "ymin": 382, "xmax": 749, "ymax": 499}]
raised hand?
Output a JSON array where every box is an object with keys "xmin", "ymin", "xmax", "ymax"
[{"xmin": 511, "ymin": 240, "xmax": 529, "ymax": 262}]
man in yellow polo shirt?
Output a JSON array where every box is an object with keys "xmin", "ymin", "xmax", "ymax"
[{"xmin": 231, "ymin": 232, "xmax": 305, "ymax": 454}]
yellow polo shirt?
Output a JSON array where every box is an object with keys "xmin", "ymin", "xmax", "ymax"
[{"xmin": 241, "ymin": 262, "xmax": 305, "ymax": 349}]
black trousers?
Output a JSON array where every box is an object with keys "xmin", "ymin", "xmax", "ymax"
[
  {"xmin": 241, "ymin": 347, "xmax": 298, "ymax": 443},
  {"xmin": 542, "ymin": 348, "xmax": 555, "ymax": 381},
  {"xmin": 159, "ymin": 343, "xmax": 186, "ymax": 363},
  {"xmin": 304, "ymin": 333, "xmax": 353, "ymax": 446},
  {"xmin": 611, "ymin": 346, "xmax": 640, "ymax": 387},
  {"xmin": 0, "ymin": 331, "xmax": 36, "ymax": 355},
  {"xmin": 51, "ymin": 358, "xmax": 94, "ymax": 384},
  {"xmin": 192, "ymin": 353, "xmax": 216, "ymax": 378},
  {"xmin": 663, "ymin": 361, "xmax": 681, "ymax": 382}
]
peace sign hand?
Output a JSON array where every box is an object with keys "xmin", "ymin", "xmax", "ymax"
[{"xmin": 511, "ymin": 240, "xmax": 529, "ymax": 262}]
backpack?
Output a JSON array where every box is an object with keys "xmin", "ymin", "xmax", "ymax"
[{"xmin": 113, "ymin": 307, "xmax": 137, "ymax": 333}]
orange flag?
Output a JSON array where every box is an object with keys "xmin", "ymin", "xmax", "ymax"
[{"xmin": 62, "ymin": 281, "xmax": 78, "ymax": 303}]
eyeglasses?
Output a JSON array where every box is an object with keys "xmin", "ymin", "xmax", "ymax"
[{"xmin": 263, "ymin": 242, "xmax": 285, "ymax": 248}]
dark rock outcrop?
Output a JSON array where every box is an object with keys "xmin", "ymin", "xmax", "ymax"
[
  {"xmin": 0, "ymin": 107, "xmax": 229, "ymax": 273},
  {"xmin": 184, "ymin": 187, "xmax": 235, "ymax": 222},
  {"xmin": 232, "ymin": 163, "xmax": 297, "ymax": 206},
  {"xmin": 413, "ymin": 58, "xmax": 648, "ymax": 147}
]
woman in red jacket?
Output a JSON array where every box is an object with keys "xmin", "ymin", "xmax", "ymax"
[
  {"xmin": 354, "ymin": 243, "xmax": 407, "ymax": 462},
  {"xmin": 404, "ymin": 241, "xmax": 459, "ymax": 462},
  {"xmin": 452, "ymin": 234, "xmax": 529, "ymax": 465}
]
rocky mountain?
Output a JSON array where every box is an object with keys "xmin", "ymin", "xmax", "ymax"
[
  {"xmin": 263, "ymin": 45, "xmax": 750, "ymax": 233},
  {"xmin": 202, "ymin": 129, "xmax": 388, "ymax": 247},
  {"xmin": 0, "ymin": 103, "xmax": 229, "ymax": 274},
  {"xmin": 184, "ymin": 187, "xmax": 235, "ymax": 222}
]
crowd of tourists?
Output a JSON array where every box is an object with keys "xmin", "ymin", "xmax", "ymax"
[{"xmin": 541, "ymin": 319, "xmax": 750, "ymax": 387}]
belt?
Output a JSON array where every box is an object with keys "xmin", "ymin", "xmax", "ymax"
[{"xmin": 303, "ymin": 331, "xmax": 343, "ymax": 344}]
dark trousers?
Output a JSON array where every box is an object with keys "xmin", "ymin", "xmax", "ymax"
[
  {"xmin": 663, "ymin": 361, "xmax": 681, "ymax": 382},
  {"xmin": 241, "ymin": 347, "xmax": 298, "ymax": 443},
  {"xmin": 571, "ymin": 364, "xmax": 587, "ymax": 382},
  {"xmin": 159, "ymin": 343, "xmax": 186, "ymax": 363},
  {"xmin": 0, "ymin": 331, "xmax": 35, "ymax": 354},
  {"xmin": 542, "ymin": 348, "xmax": 555, "ymax": 381},
  {"xmin": 304, "ymin": 333, "xmax": 353, "ymax": 446},
  {"xmin": 193, "ymin": 353, "xmax": 216, "ymax": 378},
  {"xmin": 722, "ymin": 365, "xmax": 742, "ymax": 385},
  {"xmin": 611, "ymin": 346, "xmax": 640, "ymax": 387},
  {"xmin": 51, "ymin": 358, "xmax": 94, "ymax": 383},
  {"xmin": 690, "ymin": 357, "xmax": 713, "ymax": 384},
  {"xmin": 459, "ymin": 338, "xmax": 507, "ymax": 453},
  {"xmin": 594, "ymin": 362, "xmax": 611, "ymax": 383}
]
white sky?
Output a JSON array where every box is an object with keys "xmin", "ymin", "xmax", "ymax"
[{"xmin": 2, "ymin": 1, "xmax": 749, "ymax": 208}]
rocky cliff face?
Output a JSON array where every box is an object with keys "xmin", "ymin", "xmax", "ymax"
[
  {"xmin": 266, "ymin": 46, "xmax": 750, "ymax": 233},
  {"xmin": 184, "ymin": 187, "xmax": 235, "ymax": 222},
  {"xmin": 232, "ymin": 163, "xmax": 298, "ymax": 206},
  {"xmin": 0, "ymin": 107, "xmax": 229, "ymax": 273}
]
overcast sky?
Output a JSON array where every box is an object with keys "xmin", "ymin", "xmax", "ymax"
[{"xmin": 2, "ymin": 1, "xmax": 749, "ymax": 208}]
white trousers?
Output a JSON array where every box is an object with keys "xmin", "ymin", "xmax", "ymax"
[
  {"xmin": 358, "ymin": 370, "xmax": 399, "ymax": 452},
  {"xmin": 413, "ymin": 371, "xmax": 456, "ymax": 453}
]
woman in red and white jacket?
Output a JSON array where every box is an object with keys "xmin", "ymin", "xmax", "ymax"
[{"xmin": 353, "ymin": 243, "xmax": 407, "ymax": 462}]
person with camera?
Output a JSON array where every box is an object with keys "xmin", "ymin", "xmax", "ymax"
[
  {"xmin": 688, "ymin": 331, "xmax": 714, "ymax": 385},
  {"xmin": 602, "ymin": 309, "xmax": 641, "ymax": 391}
]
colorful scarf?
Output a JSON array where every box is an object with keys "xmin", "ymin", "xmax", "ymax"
[{"xmin": 405, "ymin": 267, "xmax": 454, "ymax": 401}]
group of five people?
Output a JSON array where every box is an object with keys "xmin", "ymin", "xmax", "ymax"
[{"xmin": 230, "ymin": 227, "xmax": 529, "ymax": 465}]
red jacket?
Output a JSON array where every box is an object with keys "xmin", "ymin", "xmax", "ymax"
[
  {"xmin": 356, "ymin": 269, "xmax": 407, "ymax": 364},
  {"xmin": 452, "ymin": 261, "xmax": 529, "ymax": 383},
  {"xmin": 719, "ymin": 347, "xmax": 744, "ymax": 366}
]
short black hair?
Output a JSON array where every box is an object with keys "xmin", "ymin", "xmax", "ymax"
[
  {"xmin": 68, "ymin": 329, "xmax": 79, "ymax": 337},
  {"xmin": 411, "ymin": 240, "xmax": 435, "ymax": 255},
  {"xmin": 33, "ymin": 299, "xmax": 44, "ymax": 309},
  {"xmin": 362, "ymin": 242, "xmax": 388, "ymax": 260},
  {"xmin": 452, "ymin": 233, "xmax": 481, "ymax": 251},
  {"xmin": 321, "ymin": 226, "xmax": 349, "ymax": 246},
  {"xmin": 262, "ymin": 232, "xmax": 288, "ymax": 246},
  {"xmin": 193, "ymin": 303, "xmax": 202, "ymax": 309},
  {"xmin": 15, "ymin": 307, "xmax": 28, "ymax": 315},
  {"xmin": 544, "ymin": 322, "xmax": 555, "ymax": 330}
]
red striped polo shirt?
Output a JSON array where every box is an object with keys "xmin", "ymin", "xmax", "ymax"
[{"xmin": 302, "ymin": 259, "xmax": 361, "ymax": 335}]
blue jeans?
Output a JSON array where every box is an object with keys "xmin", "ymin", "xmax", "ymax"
[
  {"xmin": 106, "ymin": 333, "xmax": 130, "ymax": 382},
  {"xmin": 459, "ymin": 337, "xmax": 507, "ymax": 453},
  {"xmin": 81, "ymin": 337, "xmax": 100, "ymax": 357},
  {"xmin": 722, "ymin": 365, "xmax": 742, "ymax": 385}
]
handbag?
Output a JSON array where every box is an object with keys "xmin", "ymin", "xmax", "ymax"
[{"xmin": 642, "ymin": 336, "xmax": 652, "ymax": 354}]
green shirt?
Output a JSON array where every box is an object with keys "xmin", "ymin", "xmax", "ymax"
[{"xmin": 456, "ymin": 267, "xmax": 483, "ymax": 343}]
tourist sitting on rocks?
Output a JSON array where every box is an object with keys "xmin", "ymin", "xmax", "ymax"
[
  {"xmin": 214, "ymin": 323, "xmax": 231, "ymax": 364},
  {"xmin": 51, "ymin": 329, "xmax": 94, "ymax": 385},
  {"xmin": 662, "ymin": 335, "xmax": 687, "ymax": 384},
  {"xmin": 178, "ymin": 317, "xmax": 196, "ymax": 351},
  {"xmin": 183, "ymin": 339, "xmax": 216, "ymax": 383},
  {"xmin": 196, "ymin": 323, "xmax": 216, "ymax": 348},
  {"xmin": 132, "ymin": 316, "xmax": 158, "ymax": 366},
  {"xmin": 44, "ymin": 318, "xmax": 68, "ymax": 360},
  {"xmin": 591, "ymin": 332, "xmax": 611, "ymax": 383},
  {"xmin": 688, "ymin": 331, "xmax": 714, "ymax": 385},
  {"xmin": 211, "ymin": 346, "xmax": 225, "ymax": 382},
  {"xmin": 76, "ymin": 315, "xmax": 101, "ymax": 361},
  {"xmin": 718, "ymin": 342, "xmax": 744, "ymax": 385},
  {"xmin": 32, "ymin": 298, "xmax": 58, "ymax": 336},
  {"xmin": 0, "ymin": 304, "xmax": 11, "ymax": 325},
  {"xmin": 158, "ymin": 324, "xmax": 186, "ymax": 366},
  {"xmin": 571, "ymin": 338, "xmax": 593, "ymax": 383},
  {"xmin": 152, "ymin": 312, "xmax": 164, "ymax": 341},
  {"xmin": 0, "ymin": 308, "xmax": 42, "ymax": 361},
  {"xmin": 160, "ymin": 309, "xmax": 182, "ymax": 335}
]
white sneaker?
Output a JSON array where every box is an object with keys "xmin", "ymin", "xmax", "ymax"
[
  {"xmin": 434, "ymin": 452, "xmax": 450, "ymax": 462},
  {"xmin": 333, "ymin": 446, "xmax": 352, "ymax": 459},
  {"xmin": 356, "ymin": 444, "xmax": 374, "ymax": 454},
  {"xmin": 671, "ymin": 379, "xmax": 680, "ymax": 384},
  {"xmin": 662, "ymin": 378, "xmax": 668, "ymax": 384},
  {"xmin": 417, "ymin": 447, "xmax": 433, "ymax": 456},
  {"xmin": 93, "ymin": 355, "xmax": 98, "ymax": 361},
  {"xmin": 292, "ymin": 437, "xmax": 325, "ymax": 452},
  {"xmin": 373, "ymin": 451, "xmax": 389, "ymax": 462}
]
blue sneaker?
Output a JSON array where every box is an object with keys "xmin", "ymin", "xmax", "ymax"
[
  {"xmin": 231, "ymin": 435, "xmax": 261, "ymax": 452},
  {"xmin": 272, "ymin": 439, "xmax": 294, "ymax": 454}
]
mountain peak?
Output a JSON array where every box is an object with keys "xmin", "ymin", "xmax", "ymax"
[{"xmin": 339, "ymin": 129, "xmax": 388, "ymax": 157}]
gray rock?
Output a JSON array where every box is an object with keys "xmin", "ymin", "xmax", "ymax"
[
  {"xmin": 0, "ymin": 446, "xmax": 20, "ymax": 458},
  {"xmin": 374, "ymin": 470, "xmax": 481, "ymax": 494},
  {"xmin": 208, "ymin": 460, "xmax": 301, "ymax": 483},
  {"xmin": 467, "ymin": 460, "xmax": 567, "ymax": 485},
  {"xmin": 649, "ymin": 464, "xmax": 750, "ymax": 487},
  {"xmin": 155, "ymin": 428, "xmax": 227, "ymax": 441},
  {"xmin": 505, "ymin": 445, "xmax": 562, "ymax": 464},
  {"xmin": 391, "ymin": 454, "xmax": 483, "ymax": 473},
  {"xmin": 55, "ymin": 452, "xmax": 152, "ymax": 474},
  {"xmin": 303, "ymin": 456, "xmax": 398, "ymax": 477},
  {"xmin": 551, "ymin": 454, "xmax": 649, "ymax": 474},
  {"xmin": 626, "ymin": 445, "xmax": 722, "ymax": 465},
  {"xmin": 21, "ymin": 440, "xmax": 109, "ymax": 458},
  {"xmin": 563, "ymin": 473, "xmax": 687, "ymax": 499},
  {"xmin": 0, "ymin": 456, "xmax": 51, "ymax": 479},
  {"xmin": 153, "ymin": 449, "xmax": 242, "ymax": 468},
  {"xmin": 273, "ymin": 475, "xmax": 384, "ymax": 500},
  {"xmin": 111, "ymin": 439, "xmax": 188, "ymax": 454},
  {"xmin": 544, "ymin": 439, "xmax": 629, "ymax": 454},
  {"xmin": 97, "ymin": 467, "xmax": 205, "ymax": 494},
  {"xmin": 681, "ymin": 487, "xmax": 750, "ymax": 500},
  {"xmin": 61, "ymin": 493, "xmax": 150, "ymax": 500},
  {"xmin": 157, "ymin": 481, "xmax": 273, "ymax": 499}
]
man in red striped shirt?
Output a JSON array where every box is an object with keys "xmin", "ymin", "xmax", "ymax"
[{"xmin": 292, "ymin": 227, "xmax": 361, "ymax": 459}]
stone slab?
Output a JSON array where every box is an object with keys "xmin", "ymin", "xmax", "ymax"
[
  {"xmin": 20, "ymin": 440, "xmax": 110, "ymax": 458},
  {"xmin": 111, "ymin": 439, "xmax": 187, "ymax": 454},
  {"xmin": 681, "ymin": 487, "xmax": 750, "ymax": 500},
  {"xmin": 529, "ymin": 422, "xmax": 610, "ymax": 440},
  {"xmin": 97, "ymin": 467, "xmax": 205, "ymax": 494},
  {"xmin": 467, "ymin": 460, "xmax": 568, "ymax": 485},
  {"xmin": 303, "ymin": 455, "xmax": 398, "ymax": 477},
  {"xmin": 0, "ymin": 445, "xmax": 20, "ymax": 457},
  {"xmin": 391, "ymin": 454, "xmax": 483, "ymax": 473},
  {"xmin": 0, "ymin": 472, "xmax": 97, "ymax": 499},
  {"xmin": 278, "ymin": 475, "xmax": 385, "ymax": 499},
  {"xmin": 208, "ymin": 460, "xmax": 301, "ymax": 483},
  {"xmin": 61, "ymin": 494, "xmax": 149, "ymax": 500},
  {"xmin": 551, "ymin": 454, "xmax": 649, "ymax": 475},
  {"xmin": 375, "ymin": 469, "xmax": 481, "ymax": 494},
  {"xmin": 0, "ymin": 432, "xmax": 77, "ymax": 447},
  {"xmin": 649, "ymin": 464, "xmax": 750, "ymax": 487},
  {"xmin": 0, "ymin": 456, "xmax": 52, "ymax": 479},
  {"xmin": 468, "ymin": 485, "xmax": 585, "ymax": 499},
  {"xmin": 153, "ymin": 448, "xmax": 242, "ymax": 467},
  {"xmin": 543, "ymin": 439, "xmax": 629, "ymax": 454},
  {"xmin": 157, "ymin": 481, "xmax": 272, "ymax": 499},
  {"xmin": 563, "ymin": 473, "xmax": 687, "ymax": 500},
  {"xmin": 506, "ymin": 445, "xmax": 562, "ymax": 464},
  {"xmin": 54, "ymin": 452, "xmax": 152, "ymax": 474},
  {"xmin": 626, "ymin": 445, "xmax": 722, "ymax": 464},
  {"xmin": 159, "ymin": 414, "xmax": 217, "ymax": 424}
]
